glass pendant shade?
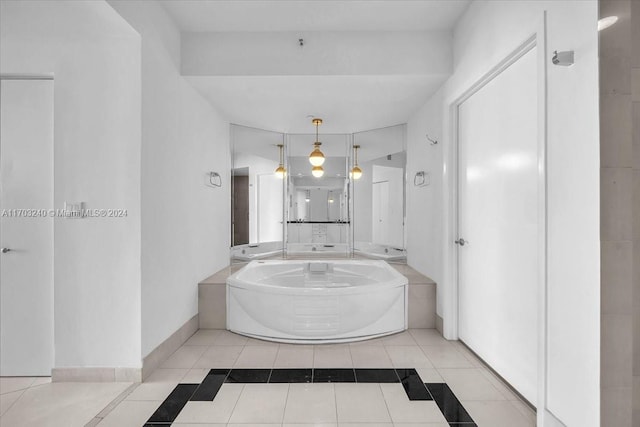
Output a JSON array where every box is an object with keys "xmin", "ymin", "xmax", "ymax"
[
  {"xmin": 275, "ymin": 165, "xmax": 286, "ymax": 179},
  {"xmin": 312, "ymin": 165, "xmax": 324, "ymax": 178},
  {"xmin": 351, "ymin": 166, "xmax": 363, "ymax": 180},
  {"xmin": 309, "ymin": 144, "xmax": 325, "ymax": 166}
]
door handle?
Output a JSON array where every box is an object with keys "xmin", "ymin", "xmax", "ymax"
[
  {"xmin": 2, "ymin": 248, "xmax": 12, "ymax": 253},
  {"xmin": 454, "ymin": 238, "xmax": 466, "ymax": 246}
]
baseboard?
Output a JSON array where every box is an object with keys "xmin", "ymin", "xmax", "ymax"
[
  {"xmin": 141, "ymin": 313, "xmax": 199, "ymax": 380},
  {"xmin": 52, "ymin": 367, "xmax": 141, "ymax": 383},
  {"xmin": 435, "ymin": 313, "xmax": 444, "ymax": 335}
]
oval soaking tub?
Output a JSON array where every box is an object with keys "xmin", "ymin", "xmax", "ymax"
[{"xmin": 226, "ymin": 260, "xmax": 408, "ymax": 343}]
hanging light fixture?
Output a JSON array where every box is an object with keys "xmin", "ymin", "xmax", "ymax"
[
  {"xmin": 309, "ymin": 118, "xmax": 325, "ymax": 166},
  {"xmin": 274, "ymin": 144, "xmax": 286, "ymax": 178},
  {"xmin": 351, "ymin": 144, "xmax": 363, "ymax": 180},
  {"xmin": 312, "ymin": 165, "xmax": 324, "ymax": 178}
]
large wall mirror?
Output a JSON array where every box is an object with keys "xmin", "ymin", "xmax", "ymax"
[
  {"xmin": 230, "ymin": 124, "xmax": 285, "ymax": 261},
  {"xmin": 352, "ymin": 125, "xmax": 406, "ymax": 261},
  {"xmin": 286, "ymin": 133, "xmax": 350, "ymax": 256},
  {"xmin": 230, "ymin": 123, "xmax": 406, "ymax": 263}
]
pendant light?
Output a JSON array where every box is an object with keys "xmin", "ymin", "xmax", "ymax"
[
  {"xmin": 312, "ymin": 165, "xmax": 324, "ymax": 178},
  {"xmin": 309, "ymin": 118, "xmax": 325, "ymax": 166},
  {"xmin": 274, "ymin": 144, "xmax": 286, "ymax": 178},
  {"xmin": 351, "ymin": 144, "xmax": 362, "ymax": 180}
]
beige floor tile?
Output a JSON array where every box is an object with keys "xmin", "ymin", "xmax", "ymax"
[
  {"xmin": 213, "ymin": 330, "xmax": 249, "ymax": 346},
  {"xmin": 174, "ymin": 384, "xmax": 244, "ymax": 424},
  {"xmin": 462, "ymin": 400, "xmax": 535, "ymax": 427},
  {"xmin": 144, "ymin": 368, "xmax": 188, "ymax": 383},
  {"xmin": 274, "ymin": 345, "xmax": 314, "ymax": 368},
  {"xmin": 183, "ymin": 329, "xmax": 222, "ymax": 346},
  {"xmin": 392, "ymin": 423, "xmax": 448, "ymax": 427},
  {"xmin": 0, "ymin": 389, "xmax": 23, "ymax": 416},
  {"xmin": 478, "ymin": 368, "xmax": 520, "ymax": 400},
  {"xmin": 0, "ymin": 377, "xmax": 35, "ymax": 395},
  {"xmin": 228, "ymin": 424, "xmax": 281, "ymax": 427},
  {"xmin": 449, "ymin": 342, "xmax": 485, "ymax": 367},
  {"xmin": 382, "ymin": 331, "xmax": 417, "ymax": 346},
  {"xmin": 338, "ymin": 424, "xmax": 392, "ymax": 427},
  {"xmin": 30, "ymin": 377, "xmax": 52, "ymax": 387},
  {"xmin": 350, "ymin": 346, "xmax": 393, "ymax": 368},
  {"xmin": 126, "ymin": 382, "xmax": 177, "ymax": 401},
  {"xmin": 385, "ymin": 346, "xmax": 434, "ymax": 368},
  {"xmin": 97, "ymin": 400, "xmax": 160, "ymax": 427},
  {"xmin": 420, "ymin": 345, "xmax": 474, "ymax": 368},
  {"xmin": 228, "ymin": 383, "xmax": 289, "ymax": 424},
  {"xmin": 161, "ymin": 345, "xmax": 208, "ymax": 369},
  {"xmin": 245, "ymin": 337, "xmax": 278, "ymax": 346},
  {"xmin": 510, "ymin": 400, "xmax": 537, "ymax": 424},
  {"xmin": 334, "ymin": 383, "xmax": 391, "ymax": 423},
  {"xmin": 193, "ymin": 346, "xmax": 243, "ymax": 368},
  {"xmin": 284, "ymin": 424, "xmax": 337, "ymax": 427},
  {"xmin": 234, "ymin": 345, "xmax": 279, "ymax": 368},
  {"xmin": 414, "ymin": 367, "xmax": 444, "ymax": 383},
  {"xmin": 408, "ymin": 329, "xmax": 450, "ymax": 346},
  {"xmin": 380, "ymin": 383, "xmax": 447, "ymax": 423},
  {"xmin": 283, "ymin": 383, "xmax": 337, "ymax": 423},
  {"xmin": 181, "ymin": 368, "xmax": 210, "ymax": 384},
  {"xmin": 173, "ymin": 424, "xmax": 225, "ymax": 427},
  {"xmin": 0, "ymin": 382, "xmax": 130, "ymax": 427},
  {"xmin": 438, "ymin": 368, "xmax": 506, "ymax": 401},
  {"xmin": 314, "ymin": 346, "xmax": 353, "ymax": 368}
]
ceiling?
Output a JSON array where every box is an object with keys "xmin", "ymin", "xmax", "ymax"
[
  {"xmin": 160, "ymin": 0, "xmax": 471, "ymax": 32},
  {"xmin": 160, "ymin": 1, "xmax": 470, "ymax": 133},
  {"xmin": 188, "ymin": 75, "xmax": 445, "ymax": 134}
]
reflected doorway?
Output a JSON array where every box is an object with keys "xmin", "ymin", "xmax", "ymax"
[{"xmin": 232, "ymin": 167, "xmax": 249, "ymax": 246}]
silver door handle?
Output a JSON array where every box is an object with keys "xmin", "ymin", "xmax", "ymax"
[
  {"xmin": 2, "ymin": 248, "xmax": 12, "ymax": 253},
  {"xmin": 454, "ymin": 238, "xmax": 466, "ymax": 246}
]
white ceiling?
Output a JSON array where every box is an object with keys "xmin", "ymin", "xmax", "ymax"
[
  {"xmin": 160, "ymin": 0, "xmax": 471, "ymax": 32},
  {"xmin": 188, "ymin": 75, "xmax": 446, "ymax": 133}
]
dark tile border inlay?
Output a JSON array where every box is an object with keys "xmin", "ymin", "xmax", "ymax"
[
  {"xmin": 225, "ymin": 368, "xmax": 271, "ymax": 383},
  {"xmin": 354, "ymin": 368, "xmax": 400, "ymax": 383},
  {"xmin": 147, "ymin": 383, "xmax": 198, "ymax": 423},
  {"xmin": 190, "ymin": 369, "xmax": 229, "ymax": 401},
  {"xmin": 269, "ymin": 368, "xmax": 313, "ymax": 383},
  {"xmin": 426, "ymin": 383, "xmax": 475, "ymax": 424},
  {"xmin": 396, "ymin": 368, "xmax": 432, "ymax": 400},
  {"xmin": 312, "ymin": 368, "xmax": 356, "ymax": 383},
  {"xmin": 145, "ymin": 368, "xmax": 476, "ymax": 426}
]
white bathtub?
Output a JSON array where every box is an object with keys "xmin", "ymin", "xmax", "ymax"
[{"xmin": 227, "ymin": 260, "xmax": 408, "ymax": 343}]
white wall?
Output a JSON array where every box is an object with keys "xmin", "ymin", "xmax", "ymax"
[
  {"xmin": 406, "ymin": 1, "xmax": 600, "ymax": 424},
  {"xmin": 406, "ymin": 88, "xmax": 444, "ymax": 312},
  {"xmin": 107, "ymin": 1, "xmax": 231, "ymax": 358},
  {"xmin": 0, "ymin": 1, "xmax": 142, "ymax": 368}
]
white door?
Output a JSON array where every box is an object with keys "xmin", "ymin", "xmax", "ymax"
[
  {"xmin": 372, "ymin": 181, "xmax": 388, "ymax": 245},
  {"xmin": 0, "ymin": 79, "xmax": 54, "ymax": 376},
  {"xmin": 257, "ymin": 173, "xmax": 283, "ymax": 243},
  {"xmin": 457, "ymin": 47, "xmax": 539, "ymax": 404}
]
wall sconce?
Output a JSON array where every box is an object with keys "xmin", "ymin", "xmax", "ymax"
[
  {"xmin": 426, "ymin": 134, "xmax": 438, "ymax": 145},
  {"xmin": 551, "ymin": 50, "xmax": 574, "ymax": 66},
  {"xmin": 207, "ymin": 172, "xmax": 222, "ymax": 188}
]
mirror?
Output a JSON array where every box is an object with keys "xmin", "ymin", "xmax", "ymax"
[
  {"xmin": 286, "ymin": 133, "xmax": 350, "ymax": 255},
  {"xmin": 230, "ymin": 124, "xmax": 285, "ymax": 262},
  {"xmin": 352, "ymin": 125, "xmax": 406, "ymax": 261},
  {"xmin": 229, "ymin": 122, "xmax": 407, "ymax": 263}
]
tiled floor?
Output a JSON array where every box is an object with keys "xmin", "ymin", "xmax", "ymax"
[{"xmin": 95, "ymin": 329, "xmax": 536, "ymax": 427}]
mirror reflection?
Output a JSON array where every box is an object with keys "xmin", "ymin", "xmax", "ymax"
[{"xmin": 286, "ymin": 133, "xmax": 350, "ymax": 255}]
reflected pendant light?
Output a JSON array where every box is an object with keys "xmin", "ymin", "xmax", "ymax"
[
  {"xmin": 312, "ymin": 165, "xmax": 324, "ymax": 178},
  {"xmin": 274, "ymin": 144, "xmax": 286, "ymax": 178},
  {"xmin": 351, "ymin": 144, "xmax": 363, "ymax": 180},
  {"xmin": 309, "ymin": 118, "xmax": 325, "ymax": 166}
]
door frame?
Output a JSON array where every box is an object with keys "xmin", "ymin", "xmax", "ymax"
[{"xmin": 441, "ymin": 14, "xmax": 550, "ymax": 421}]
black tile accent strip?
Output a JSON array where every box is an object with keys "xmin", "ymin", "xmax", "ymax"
[
  {"xmin": 147, "ymin": 383, "xmax": 199, "ymax": 423},
  {"xmin": 269, "ymin": 368, "xmax": 313, "ymax": 383},
  {"xmin": 395, "ymin": 368, "xmax": 432, "ymax": 400},
  {"xmin": 190, "ymin": 369, "xmax": 229, "ymax": 401},
  {"xmin": 312, "ymin": 368, "xmax": 356, "ymax": 383},
  {"xmin": 355, "ymin": 368, "xmax": 400, "ymax": 383},
  {"xmin": 225, "ymin": 368, "xmax": 271, "ymax": 383},
  {"xmin": 426, "ymin": 383, "xmax": 475, "ymax": 424}
]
